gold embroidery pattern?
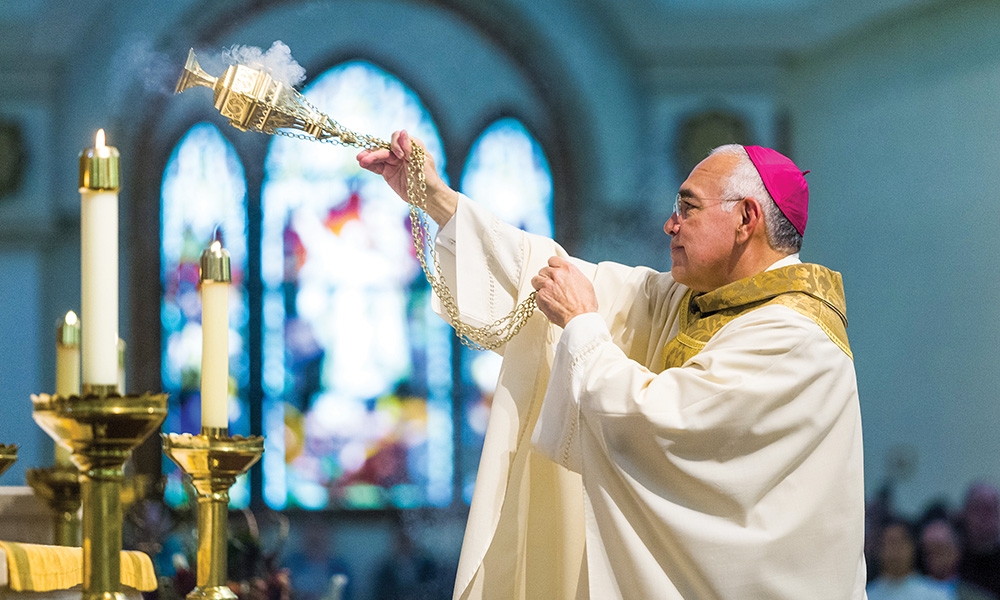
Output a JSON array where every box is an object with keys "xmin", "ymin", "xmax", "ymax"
[{"xmin": 661, "ymin": 264, "xmax": 851, "ymax": 369}]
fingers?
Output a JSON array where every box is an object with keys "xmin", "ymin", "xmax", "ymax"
[
  {"xmin": 532, "ymin": 258, "xmax": 569, "ymax": 290},
  {"xmin": 390, "ymin": 130, "xmax": 411, "ymax": 160},
  {"xmin": 547, "ymin": 256, "xmax": 570, "ymax": 269},
  {"xmin": 357, "ymin": 148, "xmax": 392, "ymax": 168},
  {"xmin": 531, "ymin": 257, "xmax": 599, "ymax": 324},
  {"xmin": 532, "ymin": 262, "xmax": 559, "ymax": 291},
  {"xmin": 539, "ymin": 257, "xmax": 573, "ymax": 282}
]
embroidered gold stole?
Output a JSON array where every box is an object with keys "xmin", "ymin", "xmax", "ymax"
[{"xmin": 662, "ymin": 263, "xmax": 851, "ymax": 370}]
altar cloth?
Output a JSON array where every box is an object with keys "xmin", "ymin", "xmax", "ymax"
[{"xmin": 0, "ymin": 541, "xmax": 156, "ymax": 593}]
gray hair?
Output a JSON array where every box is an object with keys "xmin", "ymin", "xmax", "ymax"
[{"xmin": 709, "ymin": 144, "xmax": 803, "ymax": 253}]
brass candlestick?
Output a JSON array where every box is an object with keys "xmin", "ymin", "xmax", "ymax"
[
  {"xmin": 32, "ymin": 388, "xmax": 168, "ymax": 600},
  {"xmin": 0, "ymin": 444, "xmax": 17, "ymax": 478},
  {"xmin": 29, "ymin": 311, "xmax": 84, "ymax": 545},
  {"xmin": 26, "ymin": 465, "xmax": 82, "ymax": 546},
  {"xmin": 162, "ymin": 430, "xmax": 264, "ymax": 600}
]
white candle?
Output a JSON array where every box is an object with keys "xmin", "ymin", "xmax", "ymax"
[
  {"xmin": 200, "ymin": 240, "xmax": 231, "ymax": 431},
  {"xmin": 55, "ymin": 311, "xmax": 80, "ymax": 467},
  {"xmin": 79, "ymin": 129, "xmax": 120, "ymax": 388}
]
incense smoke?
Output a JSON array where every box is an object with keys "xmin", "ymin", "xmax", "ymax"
[
  {"xmin": 107, "ymin": 37, "xmax": 179, "ymax": 107},
  {"xmin": 221, "ymin": 41, "xmax": 307, "ymax": 87},
  {"xmin": 102, "ymin": 39, "xmax": 308, "ymax": 129}
]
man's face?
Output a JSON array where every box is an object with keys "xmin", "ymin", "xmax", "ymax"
[{"xmin": 665, "ymin": 153, "xmax": 744, "ymax": 292}]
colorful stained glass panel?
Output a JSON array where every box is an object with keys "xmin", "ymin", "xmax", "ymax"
[{"xmin": 260, "ymin": 61, "xmax": 452, "ymax": 510}]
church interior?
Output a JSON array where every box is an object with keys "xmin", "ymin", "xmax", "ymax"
[{"xmin": 1, "ymin": 0, "xmax": 1000, "ymax": 597}]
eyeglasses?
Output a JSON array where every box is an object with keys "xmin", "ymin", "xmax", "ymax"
[{"xmin": 671, "ymin": 194, "xmax": 740, "ymax": 222}]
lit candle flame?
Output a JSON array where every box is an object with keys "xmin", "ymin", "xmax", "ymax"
[
  {"xmin": 95, "ymin": 129, "xmax": 106, "ymax": 149},
  {"xmin": 64, "ymin": 311, "xmax": 78, "ymax": 326}
]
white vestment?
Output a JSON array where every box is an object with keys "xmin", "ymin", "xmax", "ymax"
[{"xmin": 435, "ymin": 196, "xmax": 867, "ymax": 600}]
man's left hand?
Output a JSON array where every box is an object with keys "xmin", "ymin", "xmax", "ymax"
[{"xmin": 531, "ymin": 256, "xmax": 599, "ymax": 328}]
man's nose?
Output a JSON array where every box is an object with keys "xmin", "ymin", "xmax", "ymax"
[{"xmin": 664, "ymin": 213, "xmax": 680, "ymax": 236}]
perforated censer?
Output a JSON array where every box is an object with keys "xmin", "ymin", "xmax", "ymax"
[{"xmin": 176, "ymin": 48, "xmax": 536, "ymax": 350}]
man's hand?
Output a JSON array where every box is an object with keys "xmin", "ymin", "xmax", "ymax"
[
  {"xmin": 356, "ymin": 130, "xmax": 457, "ymax": 225},
  {"xmin": 531, "ymin": 256, "xmax": 599, "ymax": 328}
]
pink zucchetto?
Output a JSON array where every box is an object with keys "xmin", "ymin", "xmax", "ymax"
[{"xmin": 744, "ymin": 145, "xmax": 810, "ymax": 236}]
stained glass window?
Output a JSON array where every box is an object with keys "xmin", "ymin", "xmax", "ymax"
[
  {"xmin": 458, "ymin": 118, "xmax": 554, "ymax": 502},
  {"xmin": 160, "ymin": 122, "xmax": 251, "ymax": 508},
  {"xmin": 260, "ymin": 61, "xmax": 452, "ymax": 510}
]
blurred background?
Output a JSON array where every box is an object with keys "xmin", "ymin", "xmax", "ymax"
[{"xmin": 1, "ymin": 0, "xmax": 999, "ymax": 597}]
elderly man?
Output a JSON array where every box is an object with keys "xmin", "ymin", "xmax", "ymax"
[{"xmin": 358, "ymin": 132, "xmax": 866, "ymax": 599}]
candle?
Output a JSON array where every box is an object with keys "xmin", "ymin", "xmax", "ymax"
[
  {"xmin": 200, "ymin": 240, "xmax": 231, "ymax": 431},
  {"xmin": 79, "ymin": 129, "xmax": 120, "ymax": 388},
  {"xmin": 55, "ymin": 311, "xmax": 80, "ymax": 467}
]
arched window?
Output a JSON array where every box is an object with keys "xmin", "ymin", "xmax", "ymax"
[
  {"xmin": 158, "ymin": 72, "xmax": 555, "ymax": 512},
  {"xmin": 260, "ymin": 61, "xmax": 452, "ymax": 509},
  {"xmin": 457, "ymin": 118, "xmax": 554, "ymax": 502},
  {"xmin": 160, "ymin": 122, "xmax": 251, "ymax": 508}
]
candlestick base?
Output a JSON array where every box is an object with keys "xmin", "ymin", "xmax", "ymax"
[
  {"xmin": 0, "ymin": 444, "xmax": 16, "ymax": 479},
  {"xmin": 185, "ymin": 586, "xmax": 239, "ymax": 600},
  {"xmin": 162, "ymin": 432, "xmax": 264, "ymax": 600},
  {"xmin": 32, "ymin": 391, "xmax": 167, "ymax": 600},
  {"xmin": 26, "ymin": 465, "xmax": 82, "ymax": 546}
]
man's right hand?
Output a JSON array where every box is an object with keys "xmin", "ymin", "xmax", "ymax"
[{"xmin": 357, "ymin": 130, "xmax": 457, "ymax": 225}]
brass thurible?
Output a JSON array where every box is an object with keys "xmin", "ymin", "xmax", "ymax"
[
  {"xmin": 32, "ymin": 390, "xmax": 168, "ymax": 600},
  {"xmin": 162, "ymin": 430, "xmax": 264, "ymax": 600},
  {"xmin": 175, "ymin": 48, "xmax": 387, "ymax": 149}
]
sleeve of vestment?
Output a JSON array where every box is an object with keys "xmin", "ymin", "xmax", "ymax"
[
  {"xmin": 531, "ymin": 303, "xmax": 859, "ymax": 508},
  {"xmin": 433, "ymin": 194, "xmax": 604, "ymax": 352}
]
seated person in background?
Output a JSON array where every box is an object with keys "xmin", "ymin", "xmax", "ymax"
[
  {"xmin": 920, "ymin": 518, "xmax": 997, "ymax": 600},
  {"xmin": 868, "ymin": 517, "xmax": 951, "ymax": 600},
  {"xmin": 959, "ymin": 481, "xmax": 1000, "ymax": 597}
]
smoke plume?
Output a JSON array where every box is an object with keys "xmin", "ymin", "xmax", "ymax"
[{"xmin": 221, "ymin": 41, "xmax": 306, "ymax": 87}]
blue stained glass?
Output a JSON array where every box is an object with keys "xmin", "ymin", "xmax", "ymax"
[
  {"xmin": 458, "ymin": 118, "xmax": 554, "ymax": 503},
  {"xmin": 460, "ymin": 118, "xmax": 553, "ymax": 236},
  {"xmin": 261, "ymin": 61, "xmax": 452, "ymax": 510},
  {"xmin": 160, "ymin": 122, "xmax": 250, "ymax": 508}
]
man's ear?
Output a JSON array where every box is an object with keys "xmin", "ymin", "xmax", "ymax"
[
  {"xmin": 741, "ymin": 197, "xmax": 763, "ymax": 227},
  {"xmin": 737, "ymin": 197, "xmax": 763, "ymax": 241}
]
